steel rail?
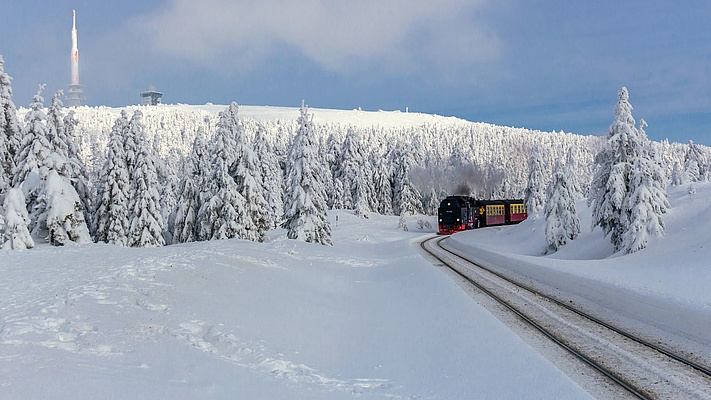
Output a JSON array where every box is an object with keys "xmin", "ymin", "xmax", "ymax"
[{"xmin": 421, "ymin": 235, "xmax": 658, "ymax": 400}]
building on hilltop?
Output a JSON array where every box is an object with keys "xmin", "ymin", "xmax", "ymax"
[
  {"xmin": 140, "ymin": 85, "xmax": 163, "ymax": 106},
  {"xmin": 65, "ymin": 10, "xmax": 85, "ymax": 107}
]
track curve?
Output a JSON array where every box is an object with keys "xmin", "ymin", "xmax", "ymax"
[{"xmin": 420, "ymin": 235, "xmax": 711, "ymax": 400}]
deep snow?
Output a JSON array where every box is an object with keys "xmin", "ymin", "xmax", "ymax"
[
  {"xmin": 1, "ymin": 212, "xmax": 591, "ymax": 399},
  {"xmin": 2, "ymin": 183, "xmax": 710, "ymax": 398}
]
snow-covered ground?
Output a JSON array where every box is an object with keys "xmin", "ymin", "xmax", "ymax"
[
  {"xmin": 0, "ymin": 212, "xmax": 591, "ymax": 399},
  {"xmin": 2, "ymin": 183, "xmax": 710, "ymax": 399},
  {"xmin": 446, "ymin": 181, "xmax": 711, "ymax": 367}
]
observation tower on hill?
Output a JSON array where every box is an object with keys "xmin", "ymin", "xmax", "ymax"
[{"xmin": 65, "ymin": 10, "xmax": 85, "ymax": 107}]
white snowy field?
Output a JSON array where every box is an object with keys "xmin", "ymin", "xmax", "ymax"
[{"xmin": 0, "ymin": 212, "xmax": 592, "ymax": 399}]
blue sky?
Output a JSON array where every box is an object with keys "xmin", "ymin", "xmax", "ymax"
[{"xmin": 1, "ymin": 0, "xmax": 710, "ymax": 145}]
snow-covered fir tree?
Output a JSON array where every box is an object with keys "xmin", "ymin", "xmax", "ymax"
[
  {"xmin": 127, "ymin": 111, "xmax": 165, "ymax": 247},
  {"xmin": 1, "ymin": 55, "xmax": 22, "ymax": 192},
  {"xmin": 618, "ymin": 120, "xmax": 669, "ymax": 254},
  {"xmin": 525, "ymin": 145, "xmax": 548, "ymax": 215},
  {"xmin": 564, "ymin": 146, "xmax": 584, "ymax": 200},
  {"xmin": 34, "ymin": 170, "xmax": 91, "ymax": 245},
  {"xmin": 230, "ymin": 112, "xmax": 269, "ymax": 242},
  {"xmin": 544, "ymin": 160, "xmax": 580, "ymax": 254},
  {"xmin": 196, "ymin": 104, "xmax": 251, "ymax": 241},
  {"xmin": 589, "ymin": 88, "xmax": 668, "ymax": 253},
  {"xmin": 172, "ymin": 130, "xmax": 208, "ymax": 243},
  {"xmin": 323, "ymin": 132, "xmax": 342, "ymax": 209},
  {"xmin": 254, "ymin": 125, "xmax": 284, "ymax": 228},
  {"xmin": 171, "ymin": 174, "xmax": 198, "ymax": 243},
  {"xmin": 1, "ymin": 188, "xmax": 34, "ymax": 250},
  {"xmin": 46, "ymin": 91, "xmax": 91, "ymax": 225},
  {"xmin": 12, "ymin": 85, "xmax": 51, "ymax": 193},
  {"xmin": 392, "ymin": 142, "xmax": 422, "ymax": 216},
  {"xmin": 331, "ymin": 178, "xmax": 346, "ymax": 210},
  {"xmin": 424, "ymin": 187, "xmax": 439, "ymax": 216},
  {"xmin": 94, "ymin": 112, "xmax": 130, "ymax": 245},
  {"xmin": 207, "ymin": 157, "xmax": 249, "ymax": 241},
  {"xmin": 681, "ymin": 140, "xmax": 706, "ymax": 184},
  {"xmin": 372, "ymin": 154, "xmax": 394, "ymax": 215},
  {"xmin": 282, "ymin": 103, "xmax": 332, "ymax": 245},
  {"xmin": 336, "ymin": 128, "xmax": 374, "ymax": 216}
]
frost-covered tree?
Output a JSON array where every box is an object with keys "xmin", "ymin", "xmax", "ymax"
[
  {"xmin": 619, "ymin": 120, "xmax": 669, "ymax": 254},
  {"xmin": 525, "ymin": 145, "xmax": 547, "ymax": 215},
  {"xmin": 424, "ymin": 187, "xmax": 439, "ymax": 216},
  {"xmin": 127, "ymin": 111, "xmax": 165, "ymax": 247},
  {"xmin": 2, "ymin": 188, "xmax": 34, "ymax": 250},
  {"xmin": 589, "ymin": 88, "xmax": 668, "ymax": 253},
  {"xmin": 544, "ymin": 161, "xmax": 579, "ymax": 254},
  {"xmin": 565, "ymin": 146, "xmax": 584, "ymax": 200},
  {"xmin": 94, "ymin": 112, "xmax": 130, "ymax": 245},
  {"xmin": 254, "ymin": 125, "xmax": 284, "ymax": 228},
  {"xmin": 1, "ymin": 55, "xmax": 22, "ymax": 192},
  {"xmin": 172, "ymin": 130, "xmax": 209, "ymax": 243},
  {"xmin": 34, "ymin": 170, "xmax": 91, "ymax": 246},
  {"xmin": 196, "ymin": 104, "xmax": 253, "ymax": 242},
  {"xmin": 282, "ymin": 103, "xmax": 332, "ymax": 245},
  {"xmin": 12, "ymin": 85, "xmax": 52, "ymax": 193},
  {"xmin": 336, "ymin": 128, "xmax": 374, "ymax": 216},
  {"xmin": 231, "ymin": 118, "xmax": 268, "ymax": 242},
  {"xmin": 172, "ymin": 174, "xmax": 198, "ymax": 243},
  {"xmin": 331, "ymin": 178, "xmax": 346, "ymax": 210},
  {"xmin": 681, "ymin": 140, "xmax": 706, "ymax": 184},
  {"xmin": 372, "ymin": 154, "xmax": 393, "ymax": 215},
  {"xmin": 392, "ymin": 142, "xmax": 422, "ymax": 216}
]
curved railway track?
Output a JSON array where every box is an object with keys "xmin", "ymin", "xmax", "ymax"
[{"xmin": 420, "ymin": 235, "xmax": 711, "ymax": 400}]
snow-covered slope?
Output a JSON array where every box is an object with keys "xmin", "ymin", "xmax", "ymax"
[{"xmin": 0, "ymin": 212, "xmax": 591, "ymax": 399}]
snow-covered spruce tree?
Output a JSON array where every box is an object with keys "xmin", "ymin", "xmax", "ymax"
[
  {"xmin": 544, "ymin": 161, "xmax": 580, "ymax": 254},
  {"xmin": 230, "ymin": 114, "xmax": 269, "ymax": 242},
  {"xmin": 681, "ymin": 140, "xmax": 706, "ymax": 184},
  {"xmin": 46, "ymin": 91, "xmax": 91, "ymax": 225},
  {"xmin": 94, "ymin": 112, "xmax": 130, "ymax": 245},
  {"xmin": 331, "ymin": 178, "xmax": 346, "ymax": 210},
  {"xmin": 372, "ymin": 153, "xmax": 394, "ymax": 215},
  {"xmin": 254, "ymin": 125, "xmax": 284, "ymax": 228},
  {"xmin": 2, "ymin": 188, "xmax": 34, "ymax": 250},
  {"xmin": 172, "ymin": 130, "xmax": 208, "ymax": 243},
  {"xmin": 424, "ymin": 187, "xmax": 439, "ymax": 216},
  {"xmin": 127, "ymin": 111, "xmax": 165, "ymax": 247},
  {"xmin": 392, "ymin": 142, "xmax": 422, "ymax": 216},
  {"xmin": 34, "ymin": 170, "xmax": 91, "ymax": 245},
  {"xmin": 282, "ymin": 103, "xmax": 332, "ymax": 245},
  {"xmin": 204, "ymin": 157, "xmax": 248, "ymax": 241},
  {"xmin": 12, "ymin": 85, "xmax": 52, "ymax": 193},
  {"xmin": 588, "ymin": 88, "xmax": 668, "ymax": 253},
  {"xmin": 524, "ymin": 144, "xmax": 547, "ymax": 215},
  {"xmin": 336, "ymin": 128, "xmax": 374, "ymax": 216},
  {"xmin": 171, "ymin": 173, "xmax": 198, "ymax": 243},
  {"xmin": 1, "ymin": 55, "xmax": 22, "ymax": 192},
  {"xmin": 619, "ymin": 120, "xmax": 669, "ymax": 254},
  {"xmin": 565, "ymin": 145, "xmax": 584, "ymax": 200},
  {"xmin": 196, "ymin": 104, "xmax": 251, "ymax": 241},
  {"xmin": 324, "ymin": 132, "xmax": 342, "ymax": 209}
]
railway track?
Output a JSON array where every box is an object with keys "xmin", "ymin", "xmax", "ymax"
[{"xmin": 420, "ymin": 235, "xmax": 711, "ymax": 399}]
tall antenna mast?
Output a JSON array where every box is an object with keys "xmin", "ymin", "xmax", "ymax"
[{"xmin": 66, "ymin": 9, "xmax": 85, "ymax": 106}]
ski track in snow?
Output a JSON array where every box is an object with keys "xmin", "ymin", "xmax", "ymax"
[{"xmin": 0, "ymin": 249, "xmax": 400, "ymax": 397}]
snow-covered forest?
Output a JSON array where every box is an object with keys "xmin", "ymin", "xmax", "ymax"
[{"xmin": 2, "ymin": 55, "xmax": 710, "ymax": 253}]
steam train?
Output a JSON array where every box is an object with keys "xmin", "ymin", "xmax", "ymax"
[{"xmin": 437, "ymin": 196, "xmax": 527, "ymax": 235}]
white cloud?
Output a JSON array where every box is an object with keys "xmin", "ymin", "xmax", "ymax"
[{"xmin": 130, "ymin": 0, "xmax": 502, "ymax": 77}]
